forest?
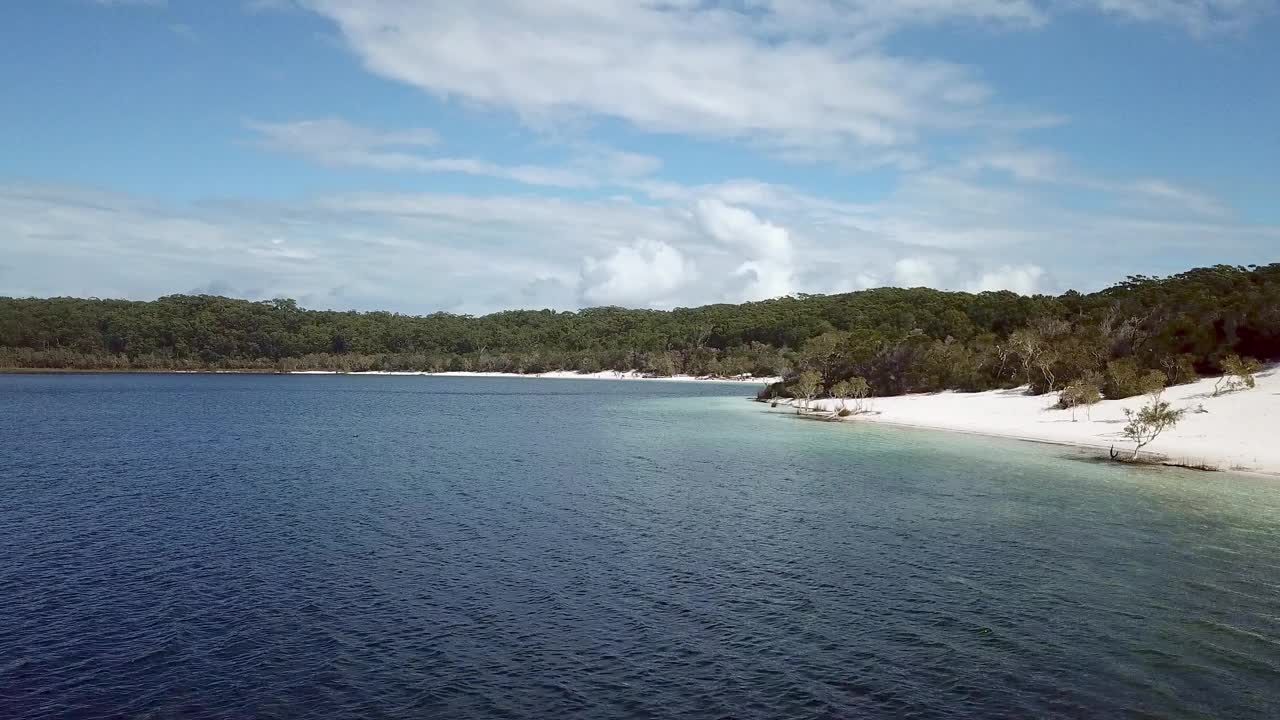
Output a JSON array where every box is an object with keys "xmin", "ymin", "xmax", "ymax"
[{"xmin": 2, "ymin": 264, "xmax": 1277, "ymax": 402}]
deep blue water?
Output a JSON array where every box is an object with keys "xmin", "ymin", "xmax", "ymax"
[{"xmin": 2, "ymin": 374, "xmax": 1279, "ymax": 719}]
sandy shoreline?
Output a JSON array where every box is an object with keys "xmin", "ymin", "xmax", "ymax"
[
  {"xmin": 776, "ymin": 369, "xmax": 1280, "ymax": 476},
  {"xmin": 288, "ymin": 369, "xmax": 782, "ymax": 384},
  {"xmin": 0, "ymin": 368, "xmax": 778, "ymax": 384}
]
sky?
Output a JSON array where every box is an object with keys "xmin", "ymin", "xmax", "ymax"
[{"xmin": 1, "ymin": 0, "xmax": 1278, "ymax": 314}]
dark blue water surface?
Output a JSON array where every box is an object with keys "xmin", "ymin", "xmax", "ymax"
[{"xmin": 2, "ymin": 374, "xmax": 1279, "ymax": 719}]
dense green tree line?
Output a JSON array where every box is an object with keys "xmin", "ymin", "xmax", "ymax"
[{"xmin": 2, "ymin": 264, "xmax": 1277, "ymax": 399}]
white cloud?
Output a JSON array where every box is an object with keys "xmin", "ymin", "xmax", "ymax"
[
  {"xmin": 296, "ymin": 0, "xmax": 1037, "ymax": 152},
  {"xmin": 580, "ymin": 239, "xmax": 695, "ymax": 307},
  {"xmin": 893, "ymin": 257, "xmax": 950, "ymax": 288},
  {"xmin": 248, "ymin": 118, "xmax": 660, "ymax": 188},
  {"xmin": 957, "ymin": 146, "xmax": 1231, "ymax": 219},
  {"xmin": 695, "ymin": 199, "xmax": 796, "ymax": 301},
  {"xmin": 696, "ymin": 200, "xmax": 792, "ymax": 262},
  {"xmin": 967, "ymin": 264, "xmax": 1047, "ymax": 294},
  {"xmin": 1080, "ymin": 0, "xmax": 1275, "ymax": 35},
  {"xmin": 15, "ymin": 1, "xmax": 1275, "ymax": 314},
  {"xmin": 966, "ymin": 147, "xmax": 1069, "ymax": 182},
  {"xmin": 248, "ymin": 243, "xmax": 318, "ymax": 261},
  {"xmin": 170, "ymin": 23, "xmax": 198, "ymax": 41},
  {"xmin": 91, "ymin": 0, "xmax": 167, "ymax": 7},
  {"xmin": 244, "ymin": 0, "xmax": 300, "ymax": 12},
  {"xmin": 290, "ymin": 1, "xmax": 1259, "ymax": 160},
  {"xmin": 3, "ymin": 178, "xmax": 1277, "ymax": 314},
  {"xmin": 892, "ymin": 257, "xmax": 1047, "ymax": 294},
  {"xmin": 1126, "ymin": 178, "xmax": 1228, "ymax": 217},
  {"xmin": 248, "ymin": 117, "xmax": 439, "ymax": 167}
]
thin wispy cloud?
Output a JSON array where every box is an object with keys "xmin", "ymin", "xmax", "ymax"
[
  {"xmin": 90, "ymin": 0, "xmax": 168, "ymax": 7},
  {"xmin": 963, "ymin": 146, "xmax": 1230, "ymax": 218},
  {"xmin": 169, "ymin": 23, "xmax": 197, "ymax": 41},
  {"xmin": 243, "ymin": 0, "xmax": 300, "ymax": 12},
  {"xmin": 1082, "ymin": 0, "xmax": 1276, "ymax": 35},
  {"xmin": 248, "ymin": 118, "xmax": 662, "ymax": 189}
]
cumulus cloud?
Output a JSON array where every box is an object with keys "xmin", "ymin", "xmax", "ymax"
[
  {"xmin": 893, "ymin": 257, "xmax": 950, "ymax": 288},
  {"xmin": 580, "ymin": 239, "xmax": 695, "ymax": 307},
  {"xmin": 3, "ymin": 178, "xmax": 1277, "ymax": 313},
  {"xmin": 893, "ymin": 257, "xmax": 1048, "ymax": 294},
  {"xmin": 695, "ymin": 199, "xmax": 796, "ymax": 301},
  {"xmin": 967, "ymin": 264, "xmax": 1047, "ymax": 294}
]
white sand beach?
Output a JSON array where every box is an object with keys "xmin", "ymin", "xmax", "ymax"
[
  {"xmin": 290, "ymin": 369, "xmax": 782, "ymax": 384},
  {"xmin": 790, "ymin": 369, "xmax": 1280, "ymax": 475}
]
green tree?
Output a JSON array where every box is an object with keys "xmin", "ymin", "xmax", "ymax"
[
  {"xmin": 1160, "ymin": 354, "xmax": 1198, "ymax": 386},
  {"xmin": 792, "ymin": 370, "xmax": 822, "ymax": 413},
  {"xmin": 2, "ymin": 263, "xmax": 1278, "ymax": 396},
  {"xmin": 799, "ymin": 331, "xmax": 852, "ymax": 387},
  {"xmin": 1105, "ymin": 358, "xmax": 1166, "ymax": 399},
  {"xmin": 829, "ymin": 376, "xmax": 871, "ymax": 414},
  {"xmin": 1060, "ymin": 372, "xmax": 1103, "ymax": 422},
  {"xmin": 1120, "ymin": 398, "xmax": 1186, "ymax": 460},
  {"xmin": 829, "ymin": 379, "xmax": 851, "ymax": 411},
  {"xmin": 1215, "ymin": 354, "xmax": 1261, "ymax": 395}
]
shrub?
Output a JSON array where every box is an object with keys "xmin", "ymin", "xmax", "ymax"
[
  {"xmin": 1160, "ymin": 354, "xmax": 1198, "ymax": 386},
  {"xmin": 1214, "ymin": 354, "xmax": 1261, "ymax": 396},
  {"xmin": 1105, "ymin": 359, "xmax": 1166, "ymax": 399},
  {"xmin": 756, "ymin": 381, "xmax": 788, "ymax": 402},
  {"xmin": 1119, "ymin": 398, "xmax": 1185, "ymax": 460},
  {"xmin": 1059, "ymin": 372, "xmax": 1103, "ymax": 421}
]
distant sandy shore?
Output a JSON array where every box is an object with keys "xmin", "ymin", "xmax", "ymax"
[
  {"xmin": 780, "ymin": 369, "xmax": 1280, "ymax": 476},
  {"xmin": 289, "ymin": 369, "xmax": 782, "ymax": 384}
]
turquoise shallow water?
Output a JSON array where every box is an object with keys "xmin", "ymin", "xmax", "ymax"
[{"xmin": 2, "ymin": 374, "xmax": 1278, "ymax": 718}]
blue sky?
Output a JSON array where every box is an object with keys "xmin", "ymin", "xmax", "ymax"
[{"xmin": 2, "ymin": 0, "xmax": 1278, "ymax": 313}]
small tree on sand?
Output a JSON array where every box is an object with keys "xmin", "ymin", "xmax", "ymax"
[
  {"xmin": 793, "ymin": 370, "xmax": 821, "ymax": 413},
  {"xmin": 847, "ymin": 376, "xmax": 871, "ymax": 414},
  {"xmin": 1214, "ymin": 354, "xmax": 1261, "ymax": 396},
  {"xmin": 830, "ymin": 376, "xmax": 871, "ymax": 415},
  {"xmin": 1118, "ymin": 396, "xmax": 1185, "ymax": 461},
  {"xmin": 830, "ymin": 379, "xmax": 851, "ymax": 412},
  {"xmin": 1060, "ymin": 374, "xmax": 1103, "ymax": 422},
  {"xmin": 1009, "ymin": 328, "xmax": 1043, "ymax": 389},
  {"xmin": 1139, "ymin": 369, "xmax": 1167, "ymax": 397}
]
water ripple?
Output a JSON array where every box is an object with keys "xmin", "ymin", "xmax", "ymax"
[{"xmin": 2, "ymin": 374, "xmax": 1279, "ymax": 719}]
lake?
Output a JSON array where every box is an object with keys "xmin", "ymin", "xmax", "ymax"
[{"xmin": 2, "ymin": 374, "xmax": 1278, "ymax": 718}]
